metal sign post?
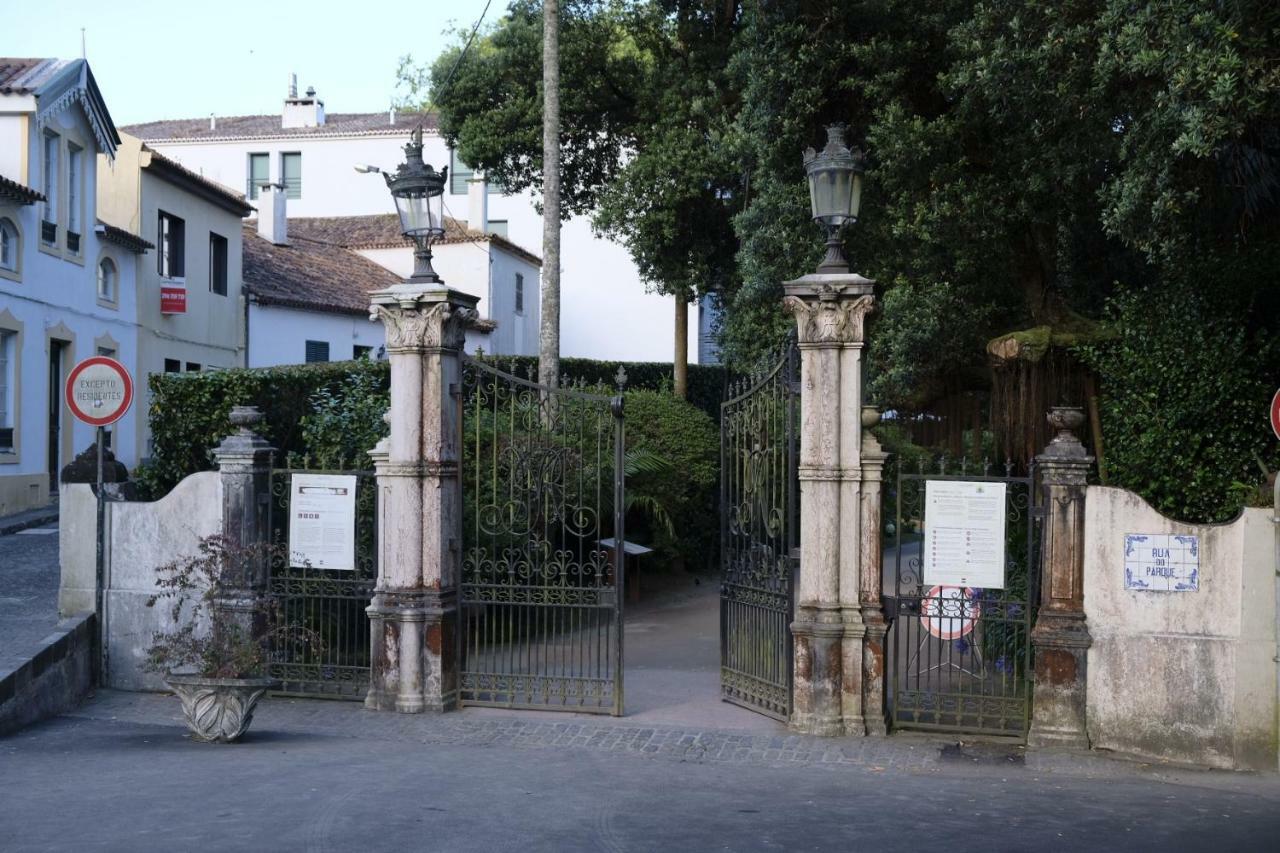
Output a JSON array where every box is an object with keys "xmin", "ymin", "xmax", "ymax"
[{"xmin": 64, "ymin": 356, "xmax": 133, "ymax": 686}]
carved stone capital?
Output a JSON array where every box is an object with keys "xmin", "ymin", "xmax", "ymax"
[
  {"xmin": 781, "ymin": 273, "xmax": 876, "ymax": 346},
  {"xmin": 369, "ymin": 285, "xmax": 481, "ymax": 353}
]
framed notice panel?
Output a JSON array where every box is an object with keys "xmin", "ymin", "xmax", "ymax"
[
  {"xmin": 289, "ymin": 474, "xmax": 357, "ymax": 570},
  {"xmin": 922, "ymin": 480, "xmax": 1007, "ymax": 589}
]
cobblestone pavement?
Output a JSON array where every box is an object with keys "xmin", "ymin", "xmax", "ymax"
[
  {"xmin": 0, "ymin": 525, "xmax": 61, "ymax": 665},
  {"xmin": 2, "ymin": 692, "xmax": 1277, "ymax": 852}
]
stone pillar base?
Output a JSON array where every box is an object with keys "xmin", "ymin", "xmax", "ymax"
[
  {"xmin": 839, "ymin": 608, "xmax": 866, "ymax": 737},
  {"xmin": 861, "ymin": 608, "xmax": 889, "ymax": 736},
  {"xmin": 790, "ymin": 609, "xmax": 846, "ymax": 737},
  {"xmin": 1028, "ymin": 612, "xmax": 1092, "ymax": 750}
]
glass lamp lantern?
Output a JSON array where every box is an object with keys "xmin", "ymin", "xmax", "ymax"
[
  {"xmin": 803, "ymin": 124, "xmax": 866, "ymax": 273},
  {"xmin": 383, "ymin": 126, "xmax": 448, "ymax": 282}
]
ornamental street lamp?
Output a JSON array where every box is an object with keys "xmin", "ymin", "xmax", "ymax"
[
  {"xmin": 355, "ymin": 126, "xmax": 447, "ymax": 283},
  {"xmin": 803, "ymin": 124, "xmax": 865, "ymax": 274}
]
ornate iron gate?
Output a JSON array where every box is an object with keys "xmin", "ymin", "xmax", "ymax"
[
  {"xmin": 267, "ymin": 465, "xmax": 377, "ymax": 699},
  {"xmin": 458, "ymin": 358, "xmax": 625, "ymax": 715},
  {"xmin": 719, "ymin": 341, "xmax": 800, "ymax": 720},
  {"xmin": 885, "ymin": 458, "xmax": 1043, "ymax": 736}
]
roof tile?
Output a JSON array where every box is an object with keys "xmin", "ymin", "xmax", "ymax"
[{"xmin": 122, "ymin": 111, "xmax": 439, "ymax": 142}]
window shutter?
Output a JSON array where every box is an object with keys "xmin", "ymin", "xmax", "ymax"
[{"xmin": 305, "ymin": 340, "xmax": 329, "ymax": 363}]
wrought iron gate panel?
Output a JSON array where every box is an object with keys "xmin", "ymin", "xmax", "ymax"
[
  {"xmin": 267, "ymin": 466, "xmax": 377, "ymax": 699},
  {"xmin": 459, "ymin": 357, "xmax": 625, "ymax": 715},
  {"xmin": 719, "ymin": 341, "xmax": 799, "ymax": 721},
  {"xmin": 885, "ymin": 458, "xmax": 1042, "ymax": 737}
]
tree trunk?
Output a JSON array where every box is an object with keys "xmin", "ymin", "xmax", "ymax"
[
  {"xmin": 539, "ymin": 0, "xmax": 561, "ymax": 399},
  {"xmin": 673, "ymin": 294, "xmax": 688, "ymax": 400}
]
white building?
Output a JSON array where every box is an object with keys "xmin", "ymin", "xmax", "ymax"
[
  {"xmin": 122, "ymin": 77, "xmax": 697, "ymax": 363},
  {"xmin": 97, "ymin": 133, "xmax": 254, "ymax": 455},
  {"xmin": 0, "ymin": 58, "xmax": 149, "ymax": 515}
]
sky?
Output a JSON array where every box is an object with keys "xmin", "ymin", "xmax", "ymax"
[{"xmin": 5, "ymin": 0, "xmax": 501, "ymax": 125}]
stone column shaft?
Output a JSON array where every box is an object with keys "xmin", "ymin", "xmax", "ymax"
[
  {"xmin": 783, "ymin": 275, "xmax": 875, "ymax": 737},
  {"xmin": 1028, "ymin": 407, "xmax": 1093, "ymax": 749},
  {"xmin": 858, "ymin": 413, "xmax": 890, "ymax": 736},
  {"xmin": 211, "ymin": 406, "xmax": 275, "ymax": 636},
  {"xmin": 366, "ymin": 284, "xmax": 478, "ymax": 714}
]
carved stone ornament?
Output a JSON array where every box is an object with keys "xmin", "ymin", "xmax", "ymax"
[
  {"xmin": 782, "ymin": 287, "xmax": 875, "ymax": 345},
  {"xmin": 371, "ymin": 301, "xmax": 481, "ymax": 352}
]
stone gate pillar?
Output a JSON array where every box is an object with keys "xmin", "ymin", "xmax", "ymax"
[
  {"xmin": 782, "ymin": 275, "xmax": 875, "ymax": 736},
  {"xmin": 211, "ymin": 405, "xmax": 275, "ymax": 630},
  {"xmin": 366, "ymin": 283, "xmax": 479, "ymax": 713},
  {"xmin": 1028, "ymin": 406, "xmax": 1094, "ymax": 748},
  {"xmin": 858, "ymin": 407, "xmax": 890, "ymax": 736}
]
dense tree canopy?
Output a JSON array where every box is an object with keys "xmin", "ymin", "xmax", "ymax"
[{"xmin": 399, "ymin": 0, "xmax": 1280, "ymax": 520}]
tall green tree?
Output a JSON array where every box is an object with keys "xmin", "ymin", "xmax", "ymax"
[{"xmin": 398, "ymin": 1, "xmax": 743, "ymax": 396}]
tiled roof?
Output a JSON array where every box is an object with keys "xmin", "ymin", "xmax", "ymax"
[
  {"xmin": 0, "ymin": 174, "xmax": 45, "ymax": 205},
  {"xmin": 288, "ymin": 214, "xmax": 543, "ymax": 267},
  {"xmin": 0, "ymin": 58, "xmax": 50, "ymax": 93},
  {"xmin": 242, "ymin": 225, "xmax": 402, "ymax": 316},
  {"xmin": 95, "ymin": 221, "xmax": 153, "ymax": 254},
  {"xmin": 141, "ymin": 146, "xmax": 253, "ymax": 216},
  {"xmin": 122, "ymin": 111, "xmax": 439, "ymax": 142}
]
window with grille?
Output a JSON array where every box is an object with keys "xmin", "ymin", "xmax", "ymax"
[
  {"xmin": 158, "ymin": 211, "xmax": 185, "ymax": 278},
  {"xmin": 67, "ymin": 143, "xmax": 82, "ymax": 253},
  {"xmin": 305, "ymin": 340, "xmax": 329, "ymax": 363},
  {"xmin": 209, "ymin": 233, "xmax": 228, "ymax": 295},
  {"xmin": 41, "ymin": 132, "xmax": 58, "ymax": 243},
  {"xmin": 248, "ymin": 153, "xmax": 269, "ymax": 199},
  {"xmin": 281, "ymin": 152, "xmax": 302, "ymax": 199},
  {"xmin": 0, "ymin": 331, "xmax": 14, "ymax": 453}
]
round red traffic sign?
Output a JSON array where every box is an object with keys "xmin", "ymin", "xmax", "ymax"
[
  {"xmin": 1271, "ymin": 388, "xmax": 1280, "ymax": 441},
  {"xmin": 65, "ymin": 356, "xmax": 134, "ymax": 427}
]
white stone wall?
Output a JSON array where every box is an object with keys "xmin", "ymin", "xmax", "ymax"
[
  {"xmin": 1084, "ymin": 486, "xmax": 1278, "ymax": 770},
  {"xmin": 246, "ymin": 303, "xmax": 384, "ymax": 368},
  {"xmin": 58, "ymin": 474, "xmax": 222, "ymax": 691}
]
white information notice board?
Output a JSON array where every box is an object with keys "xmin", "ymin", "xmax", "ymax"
[
  {"xmin": 289, "ymin": 474, "xmax": 357, "ymax": 570},
  {"xmin": 922, "ymin": 480, "xmax": 1007, "ymax": 589}
]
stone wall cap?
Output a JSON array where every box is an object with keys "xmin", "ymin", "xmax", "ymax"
[{"xmin": 782, "ymin": 272, "xmax": 876, "ymax": 294}]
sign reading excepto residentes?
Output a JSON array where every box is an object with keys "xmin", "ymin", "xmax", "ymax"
[
  {"xmin": 1124, "ymin": 533, "xmax": 1200, "ymax": 592},
  {"xmin": 289, "ymin": 474, "xmax": 357, "ymax": 571},
  {"xmin": 922, "ymin": 480, "xmax": 1007, "ymax": 590},
  {"xmin": 64, "ymin": 356, "xmax": 133, "ymax": 427}
]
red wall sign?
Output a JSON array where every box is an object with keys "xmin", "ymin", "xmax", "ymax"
[
  {"xmin": 65, "ymin": 356, "xmax": 134, "ymax": 427},
  {"xmin": 160, "ymin": 285, "xmax": 187, "ymax": 314},
  {"xmin": 1271, "ymin": 388, "xmax": 1280, "ymax": 441}
]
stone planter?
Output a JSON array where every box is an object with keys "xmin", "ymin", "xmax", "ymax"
[{"xmin": 164, "ymin": 674, "xmax": 278, "ymax": 743}]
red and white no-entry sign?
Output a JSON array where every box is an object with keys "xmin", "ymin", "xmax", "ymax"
[
  {"xmin": 1271, "ymin": 388, "xmax": 1280, "ymax": 441},
  {"xmin": 65, "ymin": 356, "xmax": 134, "ymax": 427}
]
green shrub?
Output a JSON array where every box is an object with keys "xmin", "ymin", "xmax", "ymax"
[
  {"xmin": 622, "ymin": 390, "xmax": 720, "ymax": 570},
  {"xmin": 1075, "ymin": 282, "xmax": 1280, "ymax": 523}
]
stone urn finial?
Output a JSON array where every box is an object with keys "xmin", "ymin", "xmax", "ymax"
[
  {"xmin": 1042, "ymin": 406, "xmax": 1091, "ymax": 462},
  {"xmin": 229, "ymin": 405, "xmax": 264, "ymax": 434},
  {"xmin": 861, "ymin": 405, "xmax": 881, "ymax": 428}
]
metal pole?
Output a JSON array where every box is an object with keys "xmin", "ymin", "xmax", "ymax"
[{"xmin": 95, "ymin": 425, "xmax": 107, "ymax": 685}]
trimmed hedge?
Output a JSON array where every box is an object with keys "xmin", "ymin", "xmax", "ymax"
[{"xmin": 136, "ymin": 356, "xmax": 727, "ymax": 501}]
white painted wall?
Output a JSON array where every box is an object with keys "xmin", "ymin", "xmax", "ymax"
[
  {"xmin": 1083, "ymin": 486, "xmax": 1278, "ymax": 770},
  {"xmin": 246, "ymin": 303, "xmax": 383, "ymax": 368},
  {"xmin": 142, "ymin": 128, "xmax": 697, "ymax": 363}
]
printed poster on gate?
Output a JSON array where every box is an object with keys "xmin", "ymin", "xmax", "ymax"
[
  {"xmin": 289, "ymin": 474, "xmax": 357, "ymax": 570},
  {"xmin": 922, "ymin": 480, "xmax": 1007, "ymax": 589}
]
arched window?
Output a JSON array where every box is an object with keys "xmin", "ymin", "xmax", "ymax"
[
  {"xmin": 0, "ymin": 218, "xmax": 18, "ymax": 273},
  {"xmin": 97, "ymin": 257, "xmax": 117, "ymax": 303}
]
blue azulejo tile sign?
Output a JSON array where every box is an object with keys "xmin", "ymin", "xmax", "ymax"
[{"xmin": 1124, "ymin": 533, "xmax": 1200, "ymax": 592}]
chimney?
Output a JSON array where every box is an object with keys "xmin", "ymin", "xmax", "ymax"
[
  {"xmin": 389, "ymin": 107, "xmax": 396, "ymax": 125},
  {"xmin": 258, "ymin": 183, "xmax": 288, "ymax": 245},
  {"xmin": 282, "ymin": 76, "xmax": 325, "ymax": 128},
  {"xmin": 468, "ymin": 171, "xmax": 488, "ymax": 235},
  {"xmin": 209, "ymin": 113, "xmax": 216, "ymax": 131}
]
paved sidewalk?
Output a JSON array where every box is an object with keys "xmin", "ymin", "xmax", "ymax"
[
  {"xmin": 0, "ymin": 505, "xmax": 58, "ymax": 537},
  {"xmin": 0, "ymin": 522, "xmax": 62, "ymax": 665},
  {"xmin": 0, "ymin": 689, "xmax": 1275, "ymax": 852}
]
